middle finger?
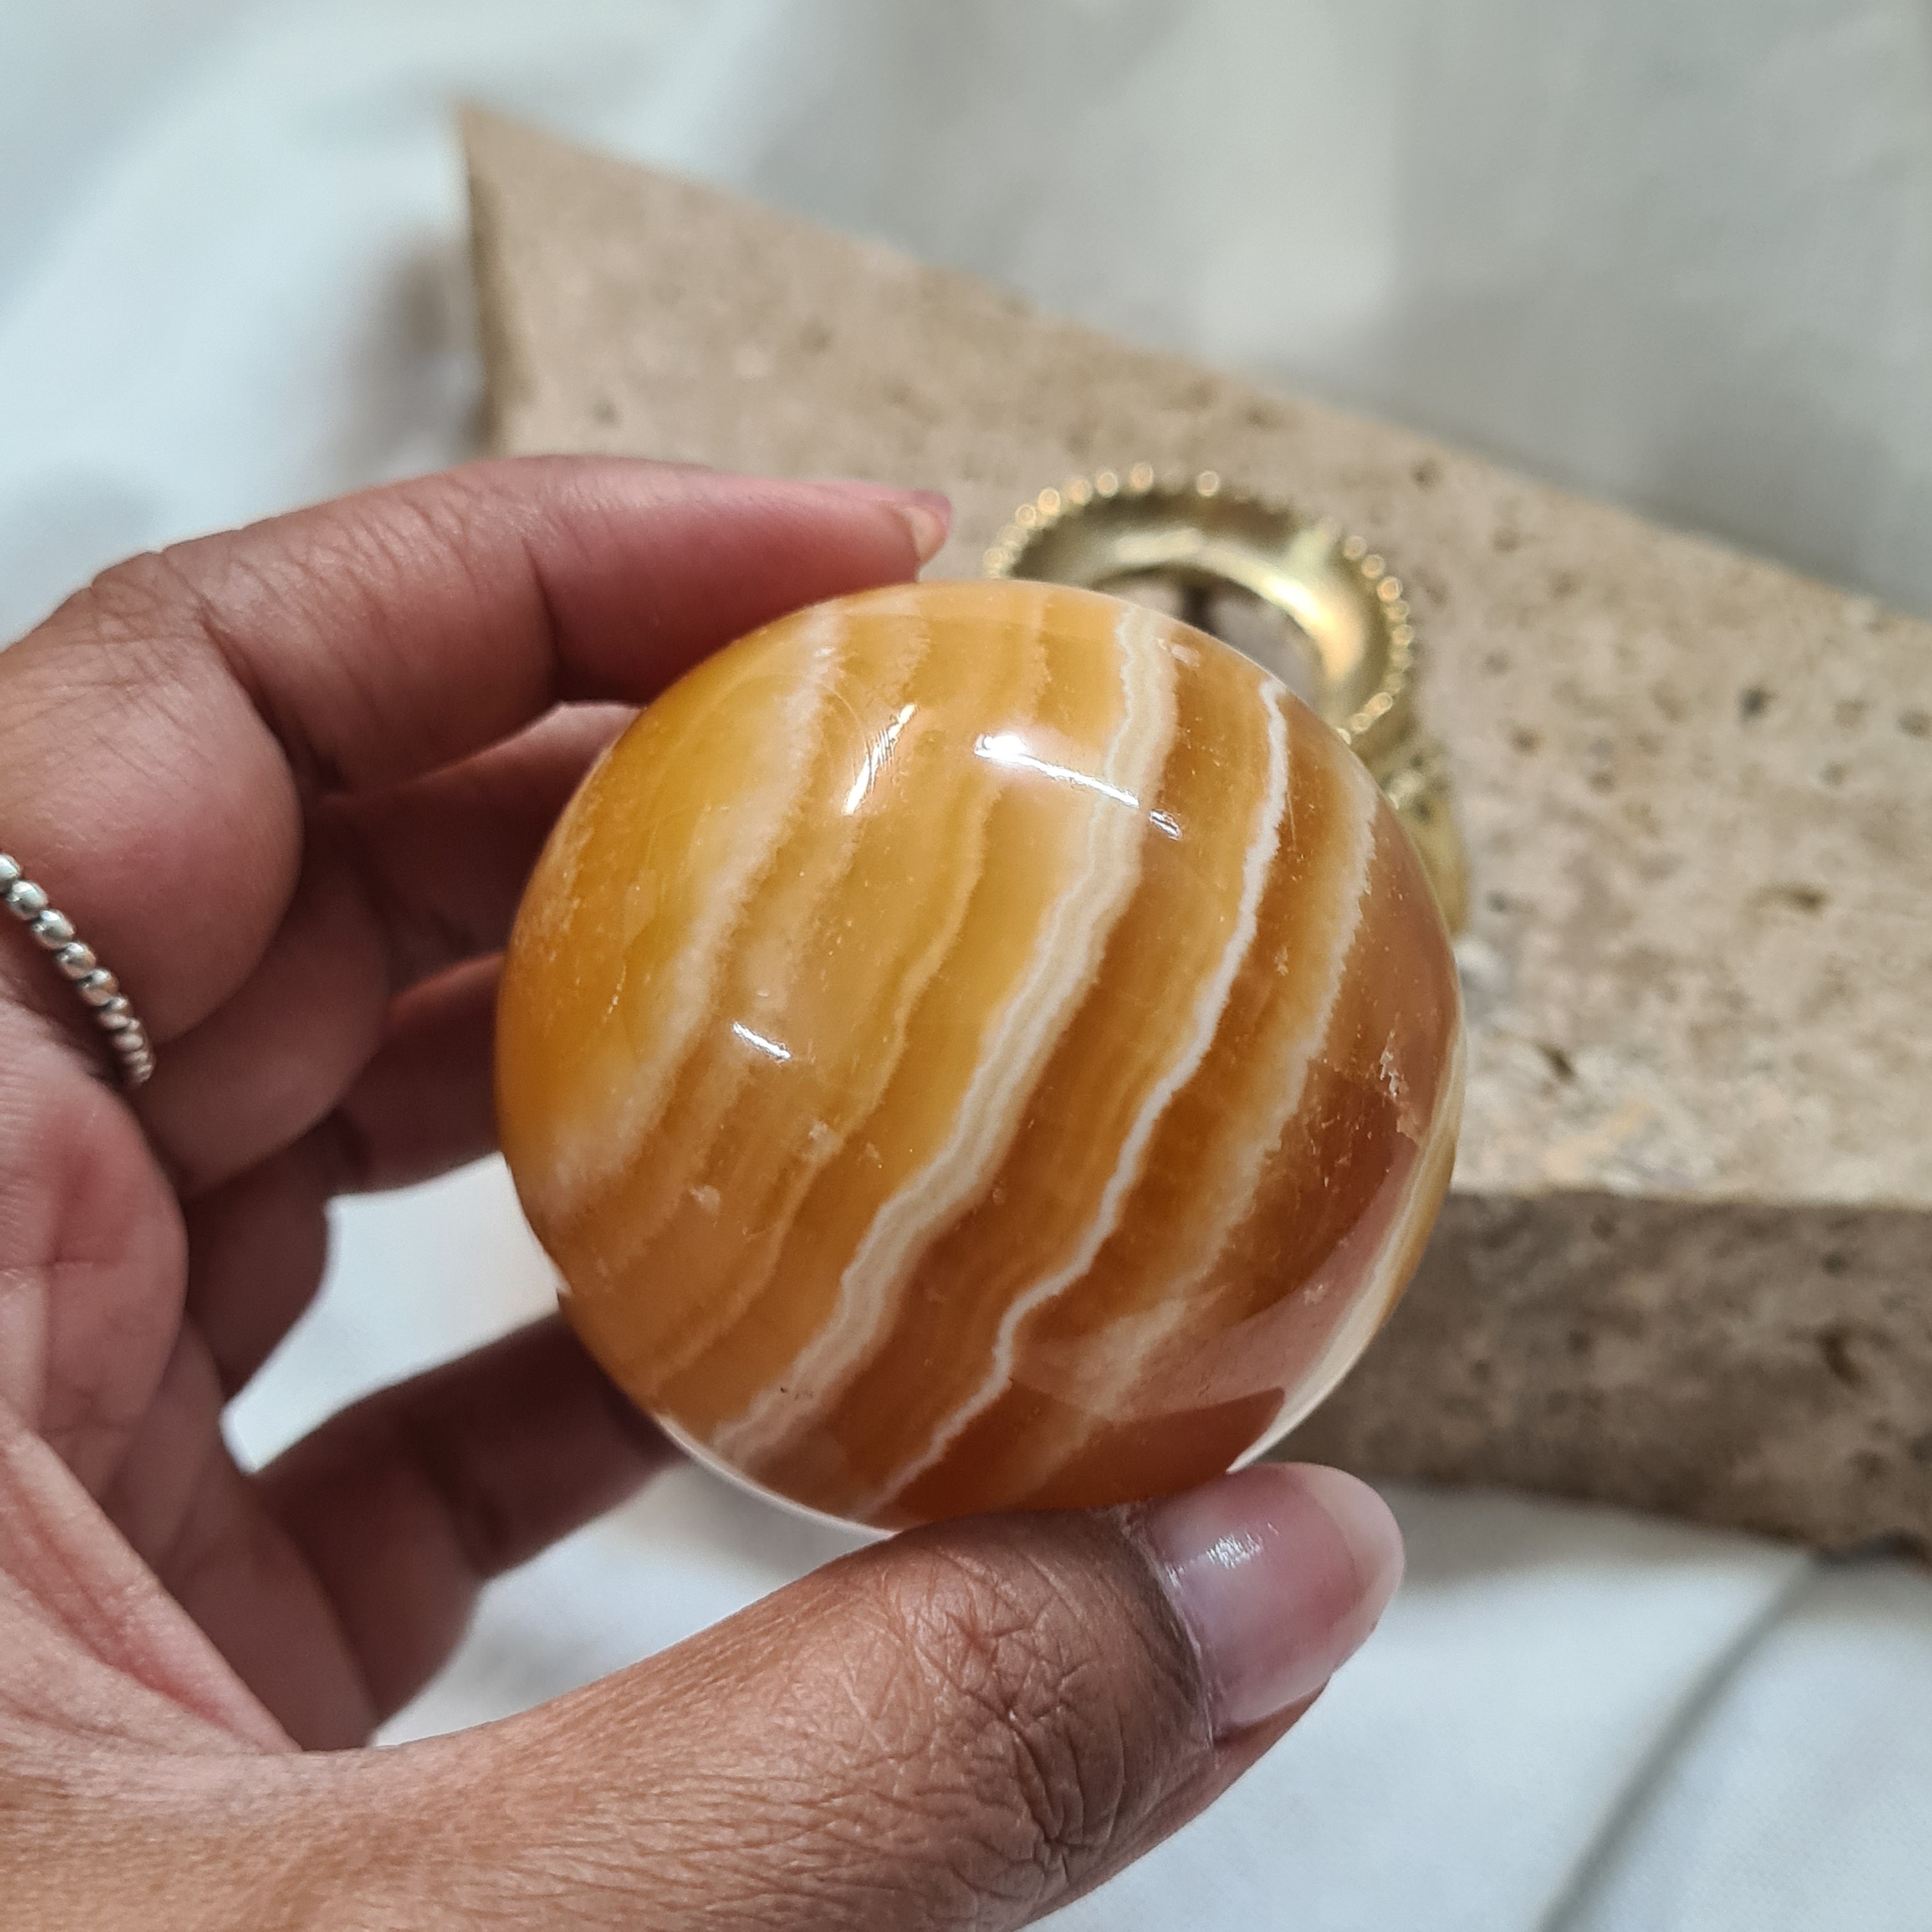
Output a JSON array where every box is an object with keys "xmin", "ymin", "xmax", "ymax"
[
  {"xmin": 184, "ymin": 954, "xmax": 505, "ymax": 1395},
  {"xmin": 144, "ymin": 704, "xmax": 627, "ymax": 1195}
]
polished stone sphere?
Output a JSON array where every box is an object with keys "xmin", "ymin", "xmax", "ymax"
[{"xmin": 497, "ymin": 579, "xmax": 1463, "ymax": 1529}]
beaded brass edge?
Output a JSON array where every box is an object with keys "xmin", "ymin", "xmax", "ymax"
[
  {"xmin": 983, "ymin": 465, "xmax": 1414, "ymax": 746},
  {"xmin": 984, "ymin": 466, "xmax": 1469, "ymax": 931}
]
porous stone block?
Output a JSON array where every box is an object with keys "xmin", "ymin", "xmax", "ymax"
[{"xmin": 464, "ymin": 110, "xmax": 1932, "ymax": 1551}]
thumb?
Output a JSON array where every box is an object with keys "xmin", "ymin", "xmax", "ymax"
[{"xmin": 323, "ymin": 1463, "xmax": 1402, "ymax": 1929}]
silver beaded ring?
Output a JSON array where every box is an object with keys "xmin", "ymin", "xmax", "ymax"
[{"xmin": 0, "ymin": 852, "xmax": 154, "ymax": 1087}]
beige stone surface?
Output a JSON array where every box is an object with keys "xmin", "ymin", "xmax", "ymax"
[{"xmin": 464, "ymin": 111, "xmax": 1932, "ymax": 1551}]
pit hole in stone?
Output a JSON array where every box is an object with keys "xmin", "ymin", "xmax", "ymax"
[{"xmin": 1818, "ymin": 1324, "xmax": 1867, "ymax": 1389}]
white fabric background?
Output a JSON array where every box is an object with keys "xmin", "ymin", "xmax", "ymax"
[{"xmin": 3, "ymin": 3, "xmax": 1928, "ymax": 1924}]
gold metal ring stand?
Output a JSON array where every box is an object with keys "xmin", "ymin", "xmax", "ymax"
[{"xmin": 984, "ymin": 466, "xmax": 1469, "ymax": 932}]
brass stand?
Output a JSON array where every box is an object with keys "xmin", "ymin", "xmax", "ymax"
[{"xmin": 984, "ymin": 467, "xmax": 1468, "ymax": 932}]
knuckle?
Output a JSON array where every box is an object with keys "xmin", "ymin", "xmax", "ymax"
[
  {"xmin": 848, "ymin": 1523, "xmax": 1207, "ymax": 1912},
  {"xmin": 13, "ymin": 549, "xmax": 270, "ymax": 816},
  {"xmin": 22, "ymin": 553, "xmax": 205, "ymax": 728},
  {"xmin": 70, "ymin": 548, "xmax": 200, "ymax": 657}
]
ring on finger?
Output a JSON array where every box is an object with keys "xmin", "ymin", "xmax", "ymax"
[{"xmin": 0, "ymin": 851, "xmax": 155, "ymax": 1087}]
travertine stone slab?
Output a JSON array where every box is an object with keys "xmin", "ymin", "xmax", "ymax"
[{"xmin": 464, "ymin": 110, "xmax": 1932, "ymax": 1551}]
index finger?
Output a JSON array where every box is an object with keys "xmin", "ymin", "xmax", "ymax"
[{"xmin": 0, "ymin": 457, "xmax": 947, "ymax": 1040}]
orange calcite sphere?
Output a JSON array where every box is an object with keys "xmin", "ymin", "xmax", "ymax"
[{"xmin": 498, "ymin": 580, "xmax": 1463, "ymax": 1529}]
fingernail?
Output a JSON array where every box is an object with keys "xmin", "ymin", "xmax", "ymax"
[
  {"xmin": 1142, "ymin": 1464, "xmax": 1404, "ymax": 1737},
  {"xmin": 893, "ymin": 499, "xmax": 951, "ymax": 565},
  {"xmin": 805, "ymin": 479, "xmax": 953, "ymax": 564}
]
